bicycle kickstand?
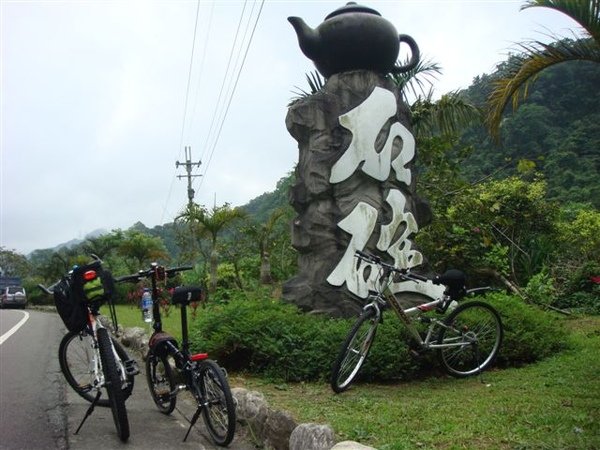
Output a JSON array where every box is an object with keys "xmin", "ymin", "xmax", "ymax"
[
  {"xmin": 75, "ymin": 390, "xmax": 102, "ymax": 435},
  {"xmin": 183, "ymin": 406, "xmax": 203, "ymax": 442}
]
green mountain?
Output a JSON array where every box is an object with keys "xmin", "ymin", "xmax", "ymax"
[{"xmin": 458, "ymin": 58, "xmax": 600, "ymax": 207}]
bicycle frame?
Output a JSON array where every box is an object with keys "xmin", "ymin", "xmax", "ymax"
[
  {"xmin": 366, "ymin": 266, "xmax": 473, "ymax": 351},
  {"xmin": 331, "ymin": 250, "xmax": 503, "ymax": 393}
]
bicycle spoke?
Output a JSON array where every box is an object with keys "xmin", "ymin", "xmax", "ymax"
[{"xmin": 437, "ymin": 302, "xmax": 502, "ymax": 377}]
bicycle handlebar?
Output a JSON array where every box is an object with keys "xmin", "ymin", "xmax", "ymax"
[
  {"xmin": 115, "ymin": 264, "xmax": 194, "ymax": 284},
  {"xmin": 355, "ymin": 250, "xmax": 428, "ymax": 282},
  {"xmin": 38, "ymin": 283, "xmax": 54, "ymax": 295}
]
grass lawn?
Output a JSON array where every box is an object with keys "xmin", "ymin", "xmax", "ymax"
[
  {"xmin": 102, "ymin": 303, "xmax": 202, "ymax": 343},
  {"xmin": 234, "ymin": 315, "xmax": 600, "ymax": 450}
]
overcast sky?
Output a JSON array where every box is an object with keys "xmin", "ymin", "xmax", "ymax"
[{"xmin": 1, "ymin": 0, "xmax": 581, "ymax": 255}]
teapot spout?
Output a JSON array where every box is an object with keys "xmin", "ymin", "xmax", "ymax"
[{"xmin": 288, "ymin": 16, "xmax": 320, "ymax": 59}]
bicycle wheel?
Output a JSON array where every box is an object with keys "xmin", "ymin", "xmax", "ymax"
[
  {"xmin": 330, "ymin": 307, "xmax": 379, "ymax": 393},
  {"xmin": 437, "ymin": 301, "xmax": 503, "ymax": 377},
  {"xmin": 97, "ymin": 327, "xmax": 130, "ymax": 441},
  {"xmin": 193, "ymin": 359, "xmax": 236, "ymax": 446},
  {"xmin": 59, "ymin": 331, "xmax": 134, "ymax": 407},
  {"xmin": 145, "ymin": 351, "xmax": 176, "ymax": 414}
]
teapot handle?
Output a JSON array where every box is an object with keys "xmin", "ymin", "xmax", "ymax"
[{"xmin": 391, "ymin": 34, "xmax": 420, "ymax": 73}]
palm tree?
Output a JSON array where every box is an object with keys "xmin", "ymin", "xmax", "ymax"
[
  {"xmin": 177, "ymin": 203, "xmax": 246, "ymax": 293},
  {"xmin": 242, "ymin": 209, "xmax": 286, "ymax": 284},
  {"xmin": 392, "ymin": 57, "xmax": 482, "ymax": 138},
  {"xmin": 486, "ymin": 0, "xmax": 600, "ymax": 140}
]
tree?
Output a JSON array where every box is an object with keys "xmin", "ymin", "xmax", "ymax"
[
  {"xmin": 177, "ymin": 203, "xmax": 246, "ymax": 293},
  {"xmin": 486, "ymin": 0, "xmax": 600, "ymax": 139},
  {"xmin": 0, "ymin": 247, "xmax": 30, "ymax": 278},
  {"xmin": 116, "ymin": 230, "xmax": 170, "ymax": 271},
  {"xmin": 417, "ymin": 176, "xmax": 558, "ymax": 294},
  {"xmin": 242, "ymin": 209, "xmax": 286, "ymax": 284}
]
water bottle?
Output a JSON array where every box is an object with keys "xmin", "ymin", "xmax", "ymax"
[{"xmin": 141, "ymin": 289, "xmax": 153, "ymax": 323}]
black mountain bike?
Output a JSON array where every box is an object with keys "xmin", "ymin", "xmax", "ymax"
[{"xmin": 117, "ymin": 263, "xmax": 236, "ymax": 447}]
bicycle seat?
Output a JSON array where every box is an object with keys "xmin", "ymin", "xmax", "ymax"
[
  {"xmin": 434, "ymin": 269, "xmax": 466, "ymax": 300},
  {"xmin": 171, "ymin": 286, "xmax": 203, "ymax": 306}
]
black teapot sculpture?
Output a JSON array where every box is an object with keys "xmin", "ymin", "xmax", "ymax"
[{"xmin": 288, "ymin": 2, "xmax": 420, "ymax": 78}]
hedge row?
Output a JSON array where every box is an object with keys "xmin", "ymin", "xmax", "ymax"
[{"xmin": 189, "ymin": 292, "xmax": 569, "ymax": 382}]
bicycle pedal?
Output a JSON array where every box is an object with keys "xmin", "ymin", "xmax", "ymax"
[
  {"xmin": 124, "ymin": 359, "xmax": 140, "ymax": 376},
  {"xmin": 409, "ymin": 348, "xmax": 422, "ymax": 358}
]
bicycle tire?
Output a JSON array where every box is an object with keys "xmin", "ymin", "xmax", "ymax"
[
  {"xmin": 193, "ymin": 359, "xmax": 236, "ymax": 446},
  {"xmin": 59, "ymin": 331, "xmax": 134, "ymax": 407},
  {"xmin": 145, "ymin": 351, "xmax": 177, "ymax": 414},
  {"xmin": 437, "ymin": 301, "xmax": 503, "ymax": 378},
  {"xmin": 97, "ymin": 327, "xmax": 130, "ymax": 441},
  {"xmin": 330, "ymin": 307, "xmax": 379, "ymax": 393}
]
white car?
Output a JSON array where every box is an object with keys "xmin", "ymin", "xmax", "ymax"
[{"xmin": 1, "ymin": 286, "xmax": 27, "ymax": 309}]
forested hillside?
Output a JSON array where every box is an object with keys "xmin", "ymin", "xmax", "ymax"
[
  {"xmin": 459, "ymin": 58, "xmax": 600, "ymax": 206},
  {"xmin": 242, "ymin": 59, "xmax": 600, "ymax": 222}
]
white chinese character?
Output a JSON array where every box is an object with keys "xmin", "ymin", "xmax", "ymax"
[
  {"xmin": 329, "ymin": 87, "xmax": 415, "ymax": 185},
  {"xmin": 327, "ymin": 190, "xmax": 424, "ymax": 299}
]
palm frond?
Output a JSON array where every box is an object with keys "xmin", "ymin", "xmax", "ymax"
[
  {"xmin": 486, "ymin": 37, "xmax": 600, "ymax": 139},
  {"xmin": 389, "ymin": 57, "xmax": 442, "ymax": 103},
  {"xmin": 412, "ymin": 91, "xmax": 482, "ymax": 138},
  {"xmin": 522, "ymin": 0, "xmax": 600, "ymax": 44},
  {"xmin": 289, "ymin": 71, "xmax": 327, "ymax": 105}
]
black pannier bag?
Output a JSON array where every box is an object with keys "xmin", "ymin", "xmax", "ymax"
[
  {"xmin": 54, "ymin": 261, "xmax": 115, "ymax": 333},
  {"xmin": 54, "ymin": 277, "xmax": 88, "ymax": 333}
]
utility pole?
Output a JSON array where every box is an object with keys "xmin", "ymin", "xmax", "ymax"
[{"xmin": 176, "ymin": 146, "xmax": 202, "ymax": 208}]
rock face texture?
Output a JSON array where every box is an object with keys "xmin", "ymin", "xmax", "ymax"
[{"xmin": 283, "ymin": 70, "xmax": 431, "ymax": 317}]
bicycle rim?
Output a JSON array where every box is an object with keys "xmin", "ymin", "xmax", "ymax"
[
  {"xmin": 59, "ymin": 331, "xmax": 110, "ymax": 407},
  {"xmin": 195, "ymin": 360, "xmax": 236, "ymax": 446},
  {"xmin": 97, "ymin": 327, "xmax": 130, "ymax": 441},
  {"xmin": 145, "ymin": 352, "xmax": 176, "ymax": 414},
  {"xmin": 437, "ymin": 301, "xmax": 503, "ymax": 377},
  {"xmin": 331, "ymin": 308, "xmax": 378, "ymax": 393}
]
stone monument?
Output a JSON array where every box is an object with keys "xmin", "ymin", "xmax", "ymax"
[{"xmin": 284, "ymin": 3, "xmax": 439, "ymax": 317}]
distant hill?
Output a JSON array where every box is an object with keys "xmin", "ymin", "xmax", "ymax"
[{"xmin": 52, "ymin": 228, "xmax": 109, "ymax": 252}]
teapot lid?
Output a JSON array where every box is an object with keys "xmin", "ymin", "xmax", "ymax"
[{"xmin": 325, "ymin": 2, "xmax": 381, "ymax": 20}]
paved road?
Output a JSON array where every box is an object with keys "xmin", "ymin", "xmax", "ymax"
[
  {"xmin": 0, "ymin": 309, "xmax": 67, "ymax": 450},
  {"xmin": 0, "ymin": 309, "xmax": 254, "ymax": 450}
]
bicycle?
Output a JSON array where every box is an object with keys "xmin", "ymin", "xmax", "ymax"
[
  {"xmin": 117, "ymin": 263, "xmax": 236, "ymax": 447},
  {"xmin": 39, "ymin": 256, "xmax": 138, "ymax": 441},
  {"xmin": 330, "ymin": 250, "xmax": 503, "ymax": 393}
]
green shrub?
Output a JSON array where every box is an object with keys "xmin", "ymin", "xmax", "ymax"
[
  {"xmin": 555, "ymin": 291, "xmax": 600, "ymax": 315},
  {"xmin": 553, "ymin": 261, "xmax": 600, "ymax": 314},
  {"xmin": 485, "ymin": 292, "xmax": 570, "ymax": 366},
  {"xmin": 189, "ymin": 297, "xmax": 348, "ymax": 381},
  {"xmin": 189, "ymin": 292, "xmax": 571, "ymax": 382},
  {"xmin": 522, "ymin": 269, "xmax": 557, "ymax": 306}
]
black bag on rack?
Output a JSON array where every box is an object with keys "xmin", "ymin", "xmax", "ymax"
[
  {"xmin": 54, "ymin": 277, "xmax": 88, "ymax": 333},
  {"xmin": 54, "ymin": 260, "xmax": 115, "ymax": 333}
]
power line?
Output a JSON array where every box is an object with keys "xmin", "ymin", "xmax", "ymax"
[
  {"xmin": 196, "ymin": 0, "xmax": 266, "ymax": 194},
  {"xmin": 198, "ymin": 0, "xmax": 249, "ymax": 167},
  {"xmin": 178, "ymin": 0, "xmax": 202, "ymax": 159},
  {"xmin": 186, "ymin": 1, "xmax": 216, "ymax": 146}
]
